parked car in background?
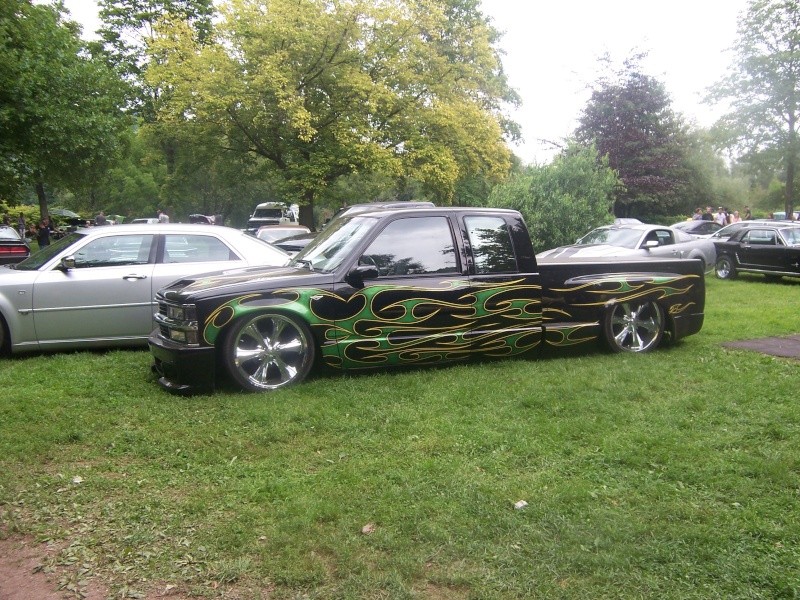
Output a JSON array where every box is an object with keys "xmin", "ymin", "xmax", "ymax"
[
  {"xmin": 0, "ymin": 224, "xmax": 289, "ymax": 355},
  {"xmin": 246, "ymin": 202, "xmax": 295, "ymax": 233},
  {"xmin": 256, "ymin": 225, "xmax": 311, "ymax": 244},
  {"xmin": 537, "ymin": 223, "xmax": 716, "ymax": 272},
  {"xmin": 130, "ymin": 218, "xmax": 159, "ymax": 224},
  {"xmin": 709, "ymin": 220, "xmax": 782, "ymax": 242},
  {"xmin": 671, "ymin": 220, "xmax": 723, "ymax": 238},
  {"xmin": 0, "ymin": 225, "xmax": 30, "ymax": 265},
  {"xmin": 272, "ymin": 231, "xmax": 317, "ymax": 256},
  {"xmin": 714, "ymin": 223, "xmax": 800, "ymax": 281}
]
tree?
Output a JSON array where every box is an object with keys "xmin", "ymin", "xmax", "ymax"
[
  {"xmin": 575, "ymin": 55, "xmax": 696, "ymax": 220},
  {"xmin": 0, "ymin": 1, "xmax": 129, "ymax": 216},
  {"xmin": 487, "ymin": 143, "xmax": 619, "ymax": 250},
  {"xmin": 144, "ymin": 0, "xmax": 518, "ymax": 226},
  {"xmin": 91, "ymin": 0, "xmax": 213, "ymax": 118},
  {"xmin": 708, "ymin": 0, "xmax": 800, "ymax": 219}
]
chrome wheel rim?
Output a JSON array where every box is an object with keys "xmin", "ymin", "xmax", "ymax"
[
  {"xmin": 232, "ymin": 314, "xmax": 310, "ymax": 390},
  {"xmin": 609, "ymin": 302, "xmax": 663, "ymax": 352},
  {"xmin": 716, "ymin": 257, "xmax": 732, "ymax": 278}
]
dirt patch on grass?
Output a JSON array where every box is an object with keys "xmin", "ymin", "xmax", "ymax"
[
  {"xmin": 723, "ymin": 334, "xmax": 800, "ymax": 360},
  {"xmin": 0, "ymin": 536, "xmax": 107, "ymax": 600}
]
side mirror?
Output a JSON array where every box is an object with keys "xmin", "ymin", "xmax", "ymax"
[
  {"xmin": 345, "ymin": 264, "xmax": 379, "ymax": 288},
  {"xmin": 59, "ymin": 255, "xmax": 76, "ymax": 270},
  {"xmin": 643, "ymin": 240, "xmax": 659, "ymax": 249}
]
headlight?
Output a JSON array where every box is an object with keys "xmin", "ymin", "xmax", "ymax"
[
  {"xmin": 166, "ymin": 304, "xmax": 197, "ymax": 322},
  {"xmin": 169, "ymin": 329, "xmax": 199, "ymax": 344}
]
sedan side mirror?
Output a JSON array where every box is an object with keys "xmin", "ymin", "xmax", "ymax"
[
  {"xmin": 59, "ymin": 255, "xmax": 76, "ymax": 270},
  {"xmin": 345, "ymin": 264, "xmax": 379, "ymax": 288},
  {"xmin": 643, "ymin": 240, "xmax": 659, "ymax": 249}
]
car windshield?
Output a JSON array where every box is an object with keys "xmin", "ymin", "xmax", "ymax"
[
  {"xmin": 12, "ymin": 232, "xmax": 85, "ymax": 270},
  {"xmin": 780, "ymin": 227, "xmax": 800, "ymax": 246},
  {"xmin": 290, "ymin": 216, "xmax": 377, "ymax": 272},
  {"xmin": 0, "ymin": 226, "xmax": 22, "ymax": 240},
  {"xmin": 577, "ymin": 228, "xmax": 643, "ymax": 249}
]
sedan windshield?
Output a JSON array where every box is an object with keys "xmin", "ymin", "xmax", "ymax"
[
  {"xmin": 12, "ymin": 232, "xmax": 85, "ymax": 270},
  {"xmin": 577, "ymin": 228, "xmax": 643, "ymax": 249},
  {"xmin": 290, "ymin": 216, "xmax": 377, "ymax": 272},
  {"xmin": 780, "ymin": 227, "xmax": 800, "ymax": 246}
]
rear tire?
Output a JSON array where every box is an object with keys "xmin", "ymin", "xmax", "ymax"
[
  {"xmin": 715, "ymin": 255, "xmax": 737, "ymax": 279},
  {"xmin": 0, "ymin": 314, "xmax": 9, "ymax": 356},
  {"xmin": 603, "ymin": 301, "xmax": 664, "ymax": 353},
  {"xmin": 221, "ymin": 312, "xmax": 315, "ymax": 392}
]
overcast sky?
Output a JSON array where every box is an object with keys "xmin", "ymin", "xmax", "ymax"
[{"xmin": 62, "ymin": 0, "xmax": 750, "ymax": 164}]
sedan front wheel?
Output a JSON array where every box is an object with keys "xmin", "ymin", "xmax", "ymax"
[
  {"xmin": 603, "ymin": 301, "xmax": 664, "ymax": 353},
  {"xmin": 221, "ymin": 312, "xmax": 315, "ymax": 392}
]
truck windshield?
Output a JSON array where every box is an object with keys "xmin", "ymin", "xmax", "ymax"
[
  {"xmin": 252, "ymin": 208, "xmax": 284, "ymax": 218},
  {"xmin": 290, "ymin": 216, "xmax": 377, "ymax": 273}
]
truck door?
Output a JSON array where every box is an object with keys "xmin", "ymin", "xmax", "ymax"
[
  {"xmin": 463, "ymin": 214, "xmax": 543, "ymax": 356},
  {"xmin": 331, "ymin": 215, "xmax": 476, "ymax": 369}
]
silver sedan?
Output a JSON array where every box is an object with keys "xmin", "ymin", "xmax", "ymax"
[
  {"xmin": 0, "ymin": 223, "xmax": 289, "ymax": 355},
  {"xmin": 537, "ymin": 223, "xmax": 716, "ymax": 271}
]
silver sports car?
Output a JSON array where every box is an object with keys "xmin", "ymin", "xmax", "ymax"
[
  {"xmin": 537, "ymin": 223, "xmax": 716, "ymax": 271},
  {"xmin": 0, "ymin": 223, "xmax": 289, "ymax": 355}
]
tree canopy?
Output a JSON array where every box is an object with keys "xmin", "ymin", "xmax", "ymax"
[
  {"xmin": 0, "ymin": 0, "xmax": 129, "ymax": 215},
  {"xmin": 709, "ymin": 0, "xmax": 800, "ymax": 218},
  {"xmin": 144, "ymin": 0, "xmax": 519, "ymax": 224},
  {"xmin": 487, "ymin": 143, "xmax": 619, "ymax": 250},
  {"xmin": 575, "ymin": 56, "xmax": 703, "ymax": 220}
]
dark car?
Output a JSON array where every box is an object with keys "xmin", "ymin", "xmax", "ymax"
[
  {"xmin": 0, "ymin": 225, "xmax": 30, "ymax": 265},
  {"xmin": 671, "ymin": 220, "xmax": 723, "ymax": 238},
  {"xmin": 272, "ymin": 231, "xmax": 317, "ymax": 255},
  {"xmin": 714, "ymin": 224, "xmax": 800, "ymax": 281}
]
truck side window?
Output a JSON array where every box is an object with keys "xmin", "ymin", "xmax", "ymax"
[
  {"xmin": 465, "ymin": 216, "xmax": 517, "ymax": 274},
  {"xmin": 360, "ymin": 217, "xmax": 457, "ymax": 276}
]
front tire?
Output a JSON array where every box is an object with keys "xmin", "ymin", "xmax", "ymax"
[
  {"xmin": 715, "ymin": 255, "xmax": 737, "ymax": 279},
  {"xmin": 603, "ymin": 301, "xmax": 664, "ymax": 353},
  {"xmin": 221, "ymin": 312, "xmax": 315, "ymax": 392}
]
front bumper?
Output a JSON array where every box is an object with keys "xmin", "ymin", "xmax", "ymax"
[{"xmin": 148, "ymin": 330, "xmax": 217, "ymax": 394}]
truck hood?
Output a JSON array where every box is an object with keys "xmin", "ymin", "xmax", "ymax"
[{"xmin": 160, "ymin": 264, "xmax": 332, "ymax": 301}]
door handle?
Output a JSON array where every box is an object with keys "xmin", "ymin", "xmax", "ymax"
[{"xmin": 123, "ymin": 274, "xmax": 147, "ymax": 280}]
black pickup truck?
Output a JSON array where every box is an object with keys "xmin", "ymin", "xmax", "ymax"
[{"xmin": 149, "ymin": 207, "xmax": 705, "ymax": 393}]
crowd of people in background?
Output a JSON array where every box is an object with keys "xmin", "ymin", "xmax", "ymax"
[
  {"xmin": 692, "ymin": 205, "xmax": 753, "ymax": 225},
  {"xmin": 3, "ymin": 208, "xmax": 175, "ymax": 249}
]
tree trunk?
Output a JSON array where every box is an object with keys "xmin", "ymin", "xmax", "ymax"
[
  {"xmin": 35, "ymin": 179, "xmax": 49, "ymax": 221},
  {"xmin": 787, "ymin": 107, "xmax": 797, "ymax": 220},
  {"xmin": 299, "ymin": 190, "xmax": 315, "ymax": 229}
]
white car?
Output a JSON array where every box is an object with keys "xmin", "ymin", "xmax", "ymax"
[
  {"xmin": 0, "ymin": 224, "xmax": 288, "ymax": 355},
  {"xmin": 537, "ymin": 223, "xmax": 716, "ymax": 271}
]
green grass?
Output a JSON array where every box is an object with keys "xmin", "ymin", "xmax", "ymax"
[{"xmin": 1, "ymin": 276, "xmax": 800, "ymax": 598}]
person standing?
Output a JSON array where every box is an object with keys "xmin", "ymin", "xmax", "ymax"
[
  {"xmin": 157, "ymin": 209, "xmax": 170, "ymax": 223},
  {"xmin": 743, "ymin": 205, "xmax": 752, "ymax": 220},
  {"xmin": 730, "ymin": 210, "xmax": 742, "ymax": 223},
  {"xmin": 37, "ymin": 217, "xmax": 53, "ymax": 247},
  {"xmin": 714, "ymin": 207, "xmax": 728, "ymax": 226},
  {"xmin": 95, "ymin": 210, "xmax": 108, "ymax": 226},
  {"xmin": 701, "ymin": 206, "xmax": 713, "ymax": 221}
]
